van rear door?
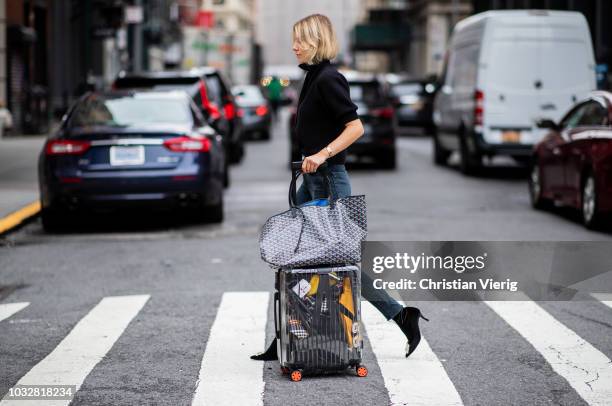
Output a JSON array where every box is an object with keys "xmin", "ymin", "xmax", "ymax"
[
  {"xmin": 482, "ymin": 13, "xmax": 595, "ymax": 147},
  {"xmin": 484, "ymin": 38, "xmax": 542, "ymax": 145}
]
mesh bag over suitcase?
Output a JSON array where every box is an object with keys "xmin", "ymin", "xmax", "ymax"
[{"xmin": 274, "ymin": 265, "xmax": 368, "ymax": 381}]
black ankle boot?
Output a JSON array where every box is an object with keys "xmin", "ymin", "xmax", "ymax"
[
  {"xmin": 250, "ymin": 338, "xmax": 278, "ymax": 361},
  {"xmin": 392, "ymin": 307, "xmax": 429, "ymax": 358}
]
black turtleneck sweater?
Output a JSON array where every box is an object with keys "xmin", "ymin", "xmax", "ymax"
[{"xmin": 296, "ymin": 60, "xmax": 358, "ymax": 165}]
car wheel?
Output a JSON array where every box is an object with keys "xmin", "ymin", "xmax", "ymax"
[
  {"xmin": 223, "ymin": 169, "xmax": 230, "ymax": 188},
  {"xmin": 528, "ymin": 160, "xmax": 551, "ymax": 210},
  {"xmin": 433, "ymin": 131, "xmax": 450, "ymax": 166},
  {"xmin": 582, "ymin": 173, "xmax": 602, "ymax": 229},
  {"xmin": 195, "ymin": 196, "xmax": 224, "ymax": 224},
  {"xmin": 459, "ymin": 132, "xmax": 481, "ymax": 175},
  {"xmin": 425, "ymin": 124, "xmax": 437, "ymax": 137},
  {"xmin": 379, "ymin": 150, "xmax": 396, "ymax": 170},
  {"xmin": 229, "ymin": 142, "xmax": 244, "ymax": 164},
  {"xmin": 223, "ymin": 160, "xmax": 230, "ymax": 188},
  {"xmin": 41, "ymin": 207, "xmax": 65, "ymax": 233},
  {"xmin": 261, "ymin": 130, "xmax": 271, "ymax": 141}
]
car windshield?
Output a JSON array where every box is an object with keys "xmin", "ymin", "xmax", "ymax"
[
  {"xmin": 233, "ymin": 86, "xmax": 264, "ymax": 102},
  {"xmin": 69, "ymin": 94, "xmax": 192, "ymax": 128},
  {"xmin": 349, "ymin": 82, "xmax": 383, "ymax": 104}
]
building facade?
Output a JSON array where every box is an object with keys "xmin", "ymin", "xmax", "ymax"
[
  {"xmin": 2, "ymin": 0, "xmax": 184, "ymax": 135},
  {"xmin": 406, "ymin": 0, "xmax": 472, "ymax": 77},
  {"xmin": 255, "ymin": 0, "xmax": 363, "ymax": 67},
  {"xmin": 181, "ymin": 0, "xmax": 256, "ymax": 84}
]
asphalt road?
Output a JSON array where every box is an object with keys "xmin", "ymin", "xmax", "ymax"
[{"xmin": 1, "ymin": 110, "xmax": 612, "ymax": 406}]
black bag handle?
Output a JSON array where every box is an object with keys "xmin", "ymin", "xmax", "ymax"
[{"xmin": 288, "ymin": 161, "xmax": 336, "ymax": 208}]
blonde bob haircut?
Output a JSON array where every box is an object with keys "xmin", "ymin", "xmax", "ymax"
[{"xmin": 292, "ymin": 14, "xmax": 339, "ymax": 64}]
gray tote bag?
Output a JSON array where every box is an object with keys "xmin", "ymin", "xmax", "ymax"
[{"xmin": 260, "ymin": 163, "xmax": 367, "ymax": 268}]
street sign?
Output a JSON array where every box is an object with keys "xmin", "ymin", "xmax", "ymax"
[
  {"xmin": 125, "ymin": 6, "xmax": 144, "ymax": 24},
  {"xmin": 195, "ymin": 10, "xmax": 214, "ymax": 28}
]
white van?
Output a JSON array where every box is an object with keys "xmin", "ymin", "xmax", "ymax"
[{"xmin": 433, "ymin": 10, "xmax": 596, "ymax": 174}]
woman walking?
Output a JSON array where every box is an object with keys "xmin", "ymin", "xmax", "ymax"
[{"xmin": 251, "ymin": 14, "xmax": 428, "ymax": 361}]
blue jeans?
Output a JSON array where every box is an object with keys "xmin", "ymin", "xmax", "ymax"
[{"xmin": 295, "ymin": 164, "xmax": 404, "ymax": 320}]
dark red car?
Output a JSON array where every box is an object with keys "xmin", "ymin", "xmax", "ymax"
[{"xmin": 529, "ymin": 91, "xmax": 612, "ymax": 229}]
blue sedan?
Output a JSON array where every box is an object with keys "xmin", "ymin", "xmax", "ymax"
[{"xmin": 38, "ymin": 91, "xmax": 226, "ymax": 231}]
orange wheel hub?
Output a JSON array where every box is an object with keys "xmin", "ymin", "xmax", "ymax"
[
  {"xmin": 357, "ymin": 366, "xmax": 368, "ymax": 377},
  {"xmin": 290, "ymin": 370, "xmax": 302, "ymax": 382}
]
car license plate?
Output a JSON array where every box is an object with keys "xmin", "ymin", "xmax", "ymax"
[
  {"xmin": 502, "ymin": 131, "xmax": 521, "ymax": 143},
  {"xmin": 110, "ymin": 146, "xmax": 145, "ymax": 166}
]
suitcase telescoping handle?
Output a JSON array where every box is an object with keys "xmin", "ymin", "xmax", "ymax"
[
  {"xmin": 291, "ymin": 160, "xmax": 328, "ymax": 172},
  {"xmin": 274, "ymin": 291, "xmax": 280, "ymax": 339},
  {"xmin": 288, "ymin": 161, "xmax": 334, "ymax": 207}
]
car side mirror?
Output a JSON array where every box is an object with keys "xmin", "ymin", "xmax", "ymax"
[{"xmin": 536, "ymin": 119, "xmax": 559, "ymax": 131}]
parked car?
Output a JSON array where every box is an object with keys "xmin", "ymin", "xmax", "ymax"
[
  {"xmin": 389, "ymin": 78, "xmax": 437, "ymax": 135},
  {"xmin": 345, "ymin": 71, "xmax": 397, "ymax": 168},
  {"xmin": 529, "ymin": 92, "xmax": 612, "ymax": 229},
  {"xmin": 232, "ymin": 85, "xmax": 271, "ymax": 140},
  {"xmin": 433, "ymin": 10, "xmax": 596, "ymax": 174},
  {"xmin": 38, "ymin": 91, "xmax": 226, "ymax": 231},
  {"xmin": 113, "ymin": 68, "xmax": 244, "ymax": 169}
]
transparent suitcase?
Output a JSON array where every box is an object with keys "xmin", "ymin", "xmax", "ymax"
[{"xmin": 274, "ymin": 265, "xmax": 368, "ymax": 381}]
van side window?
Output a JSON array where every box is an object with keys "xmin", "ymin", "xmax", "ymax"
[{"xmin": 449, "ymin": 44, "xmax": 479, "ymax": 93}]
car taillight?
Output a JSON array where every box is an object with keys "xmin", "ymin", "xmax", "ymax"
[
  {"xmin": 372, "ymin": 107, "xmax": 394, "ymax": 119},
  {"xmin": 224, "ymin": 103, "xmax": 235, "ymax": 119},
  {"xmin": 163, "ymin": 136, "xmax": 210, "ymax": 152},
  {"xmin": 474, "ymin": 89, "xmax": 484, "ymax": 126},
  {"xmin": 255, "ymin": 105, "xmax": 268, "ymax": 116},
  {"xmin": 45, "ymin": 140, "xmax": 91, "ymax": 155}
]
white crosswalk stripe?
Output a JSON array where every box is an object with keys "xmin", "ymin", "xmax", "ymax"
[
  {"xmin": 191, "ymin": 292, "xmax": 269, "ymax": 406},
  {"xmin": 2, "ymin": 293, "xmax": 612, "ymax": 405},
  {"xmin": 361, "ymin": 302, "xmax": 464, "ymax": 406},
  {"xmin": 0, "ymin": 295, "xmax": 150, "ymax": 406},
  {"xmin": 591, "ymin": 293, "xmax": 612, "ymax": 309},
  {"xmin": 0, "ymin": 302, "xmax": 29, "ymax": 322},
  {"xmin": 485, "ymin": 295, "xmax": 612, "ymax": 406}
]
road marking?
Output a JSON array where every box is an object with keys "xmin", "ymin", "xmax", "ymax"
[
  {"xmin": 361, "ymin": 302, "xmax": 463, "ymax": 406},
  {"xmin": 0, "ymin": 302, "xmax": 29, "ymax": 322},
  {"xmin": 485, "ymin": 297, "xmax": 612, "ymax": 406},
  {"xmin": 0, "ymin": 295, "xmax": 150, "ymax": 406},
  {"xmin": 0, "ymin": 201, "xmax": 41, "ymax": 234},
  {"xmin": 591, "ymin": 293, "xmax": 612, "ymax": 308},
  {"xmin": 192, "ymin": 292, "xmax": 269, "ymax": 406}
]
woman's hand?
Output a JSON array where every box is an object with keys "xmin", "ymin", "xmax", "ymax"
[{"xmin": 302, "ymin": 151, "xmax": 328, "ymax": 173}]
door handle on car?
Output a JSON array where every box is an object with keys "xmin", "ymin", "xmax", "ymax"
[{"xmin": 552, "ymin": 147, "xmax": 561, "ymax": 156}]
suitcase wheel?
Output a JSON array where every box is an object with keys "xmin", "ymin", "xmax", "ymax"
[
  {"xmin": 290, "ymin": 369, "xmax": 303, "ymax": 382},
  {"xmin": 280, "ymin": 366, "xmax": 290, "ymax": 375},
  {"xmin": 356, "ymin": 365, "xmax": 368, "ymax": 377}
]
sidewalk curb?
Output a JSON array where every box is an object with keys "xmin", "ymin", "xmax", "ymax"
[{"xmin": 0, "ymin": 201, "xmax": 41, "ymax": 236}]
